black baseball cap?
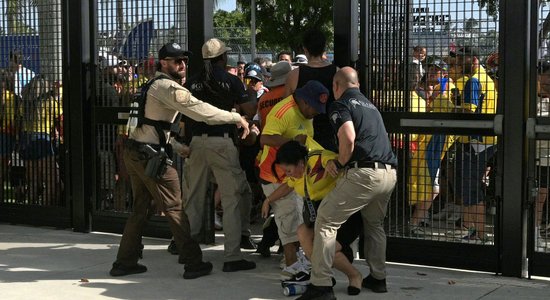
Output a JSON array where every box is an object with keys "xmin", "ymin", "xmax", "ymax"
[{"xmin": 158, "ymin": 42, "xmax": 192, "ymax": 60}]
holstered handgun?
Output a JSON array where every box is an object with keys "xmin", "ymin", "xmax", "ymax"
[{"xmin": 141, "ymin": 144, "xmax": 173, "ymax": 180}]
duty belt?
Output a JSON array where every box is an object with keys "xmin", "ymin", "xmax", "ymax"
[
  {"xmin": 347, "ymin": 161, "xmax": 396, "ymax": 170},
  {"xmin": 125, "ymin": 139, "xmax": 162, "ymax": 152},
  {"xmin": 193, "ymin": 132, "xmax": 233, "ymax": 138}
]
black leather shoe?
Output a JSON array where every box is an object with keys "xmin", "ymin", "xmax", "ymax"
[
  {"xmin": 347, "ymin": 286, "xmax": 361, "ymax": 296},
  {"xmin": 240, "ymin": 235, "xmax": 257, "ymax": 250},
  {"xmin": 296, "ymin": 285, "xmax": 336, "ymax": 300},
  {"xmin": 255, "ymin": 242, "xmax": 271, "ymax": 257},
  {"xmin": 183, "ymin": 261, "xmax": 213, "ymax": 279},
  {"xmin": 109, "ymin": 262, "xmax": 147, "ymax": 277},
  {"xmin": 362, "ymin": 275, "xmax": 387, "ymax": 293},
  {"xmin": 222, "ymin": 259, "xmax": 256, "ymax": 272},
  {"xmin": 167, "ymin": 239, "xmax": 179, "ymax": 255}
]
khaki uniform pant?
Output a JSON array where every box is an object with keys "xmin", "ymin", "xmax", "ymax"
[
  {"xmin": 311, "ymin": 166, "xmax": 397, "ymax": 286},
  {"xmin": 182, "ymin": 158, "xmax": 252, "ymax": 238},
  {"xmin": 261, "ymin": 183, "xmax": 303, "ymax": 245},
  {"xmin": 186, "ymin": 135, "xmax": 250, "ymax": 262},
  {"xmin": 115, "ymin": 147, "xmax": 202, "ymax": 266}
]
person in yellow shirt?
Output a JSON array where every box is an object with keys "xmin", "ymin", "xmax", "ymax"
[
  {"xmin": 261, "ymin": 139, "xmax": 363, "ymax": 295},
  {"xmin": 260, "ymin": 80, "xmax": 328, "ymax": 279},
  {"xmin": 20, "ymin": 75, "xmax": 63, "ymax": 205},
  {"xmin": 450, "ymin": 47, "xmax": 498, "ymax": 242},
  {"xmin": 408, "ymin": 60, "xmax": 456, "ymax": 234}
]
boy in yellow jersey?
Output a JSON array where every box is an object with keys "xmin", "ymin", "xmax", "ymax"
[
  {"xmin": 20, "ymin": 75, "xmax": 63, "ymax": 205},
  {"xmin": 261, "ymin": 138, "xmax": 363, "ymax": 293},
  {"xmin": 451, "ymin": 47, "xmax": 498, "ymax": 242},
  {"xmin": 408, "ymin": 59, "xmax": 456, "ymax": 234},
  {"xmin": 260, "ymin": 80, "xmax": 328, "ymax": 280}
]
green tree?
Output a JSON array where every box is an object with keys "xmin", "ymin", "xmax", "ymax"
[
  {"xmin": 476, "ymin": 0, "xmax": 498, "ymax": 18},
  {"xmin": 5, "ymin": 0, "xmax": 37, "ymax": 34},
  {"xmin": 236, "ymin": 0, "xmax": 333, "ymax": 54},
  {"xmin": 213, "ymin": 10, "xmax": 251, "ymax": 50}
]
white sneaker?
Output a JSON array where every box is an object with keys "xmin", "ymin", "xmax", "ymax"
[{"xmin": 280, "ymin": 261, "xmax": 302, "ymax": 280}]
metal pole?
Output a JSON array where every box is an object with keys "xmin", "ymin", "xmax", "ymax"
[
  {"xmin": 251, "ymin": 0, "xmax": 256, "ymax": 61},
  {"xmin": 333, "ymin": 0, "xmax": 358, "ymax": 68},
  {"xmin": 66, "ymin": 0, "xmax": 94, "ymax": 232},
  {"xmin": 499, "ymin": 0, "xmax": 530, "ymax": 277}
]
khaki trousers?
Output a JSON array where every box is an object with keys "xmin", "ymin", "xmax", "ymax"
[
  {"xmin": 182, "ymin": 158, "xmax": 252, "ymax": 237},
  {"xmin": 115, "ymin": 147, "xmax": 202, "ymax": 266},
  {"xmin": 186, "ymin": 135, "xmax": 249, "ymax": 262},
  {"xmin": 310, "ymin": 166, "xmax": 397, "ymax": 286},
  {"xmin": 261, "ymin": 183, "xmax": 303, "ymax": 245}
]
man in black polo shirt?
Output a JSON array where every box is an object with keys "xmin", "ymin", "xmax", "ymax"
[
  {"xmin": 298, "ymin": 67, "xmax": 397, "ymax": 299},
  {"xmin": 185, "ymin": 38, "xmax": 257, "ymax": 272}
]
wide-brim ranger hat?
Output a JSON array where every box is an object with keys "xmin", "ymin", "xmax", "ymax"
[
  {"xmin": 202, "ymin": 38, "xmax": 232, "ymax": 59},
  {"xmin": 294, "ymin": 80, "xmax": 329, "ymax": 114},
  {"xmin": 265, "ymin": 61, "xmax": 291, "ymax": 88},
  {"xmin": 159, "ymin": 42, "xmax": 191, "ymax": 60}
]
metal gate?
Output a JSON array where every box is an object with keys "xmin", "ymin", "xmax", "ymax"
[
  {"xmin": 527, "ymin": 1, "xmax": 550, "ymax": 278},
  {"xmin": 0, "ymin": 0, "xmax": 69, "ymax": 228},
  {"xmin": 90, "ymin": 0, "xmax": 188, "ymax": 238},
  {"xmin": 360, "ymin": 0, "xmax": 502, "ymax": 272}
]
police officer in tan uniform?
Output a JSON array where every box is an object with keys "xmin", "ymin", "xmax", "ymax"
[{"xmin": 109, "ymin": 42, "xmax": 250, "ymax": 279}]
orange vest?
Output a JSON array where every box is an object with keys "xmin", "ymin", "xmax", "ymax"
[{"xmin": 258, "ymin": 86, "xmax": 286, "ymax": 131}]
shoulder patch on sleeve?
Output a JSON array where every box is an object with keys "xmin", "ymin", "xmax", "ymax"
[{"xmin": 330, "ymin": 111, "xmax": 341, "ymax": 125}]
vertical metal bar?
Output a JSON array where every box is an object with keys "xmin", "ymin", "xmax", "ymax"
[
  {"xmin": 187, "ymin": 0, "xmax": 214, "ymax": 77},
  {"xmin": 333, "ymin": 0, "xmax": 358, "ymax": 68},
  {"xmin": 526, "ymin": 0, "xmax": 540, "ymax": 278},
  {"xmin": 359, "ymin": 0, "xmax": 368, "ymax": 94},
  {"xmin": 499, "ymin": 0, "xmax": 530, "ymax": 277},
  {"xmin": 66, "ymin": 0, "xmax": 94, "ymax": 232}
]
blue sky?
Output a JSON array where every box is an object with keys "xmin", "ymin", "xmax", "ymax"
[{"xmin": 217, "ymin": 0, "xmax": 237, "ymax": 11}]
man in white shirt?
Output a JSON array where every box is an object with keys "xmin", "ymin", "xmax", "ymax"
[{"xmin": 9, "ymin": 50, "xmax": 36, "ymax": 97}]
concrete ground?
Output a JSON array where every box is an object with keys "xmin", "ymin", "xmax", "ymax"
[{"xmin": 1, "ymin": 224, "xmax": 549, "ymax": 300}]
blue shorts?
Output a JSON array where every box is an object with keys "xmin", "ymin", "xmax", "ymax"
[
  {"xmin": 452, "ymin": 143, "xmax": 496, "ymax": 206},
  {"xmin": 0, "ymin": 132, "xmax": 15, "ymax": 155},
  {"xmin": 20, "ymin": 132, "xmax": 54, "ymax": 160}
]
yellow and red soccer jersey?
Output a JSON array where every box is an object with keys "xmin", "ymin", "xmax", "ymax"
[
  {"xmin": 284, "ymin": 137, "xmax": 338, "ymax": 201},
  {"xmin": 258, "ymin": 95, "xmax": 314, "ymax": 183}
]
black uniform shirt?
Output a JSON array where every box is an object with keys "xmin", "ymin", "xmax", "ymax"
[
  {"xmin": 186, "ymin": 64, "xmax": 250, "ymax": 137},
  {"xmin": 329, "ymin": 87, "xmax": 397, "ymax": 166}
]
